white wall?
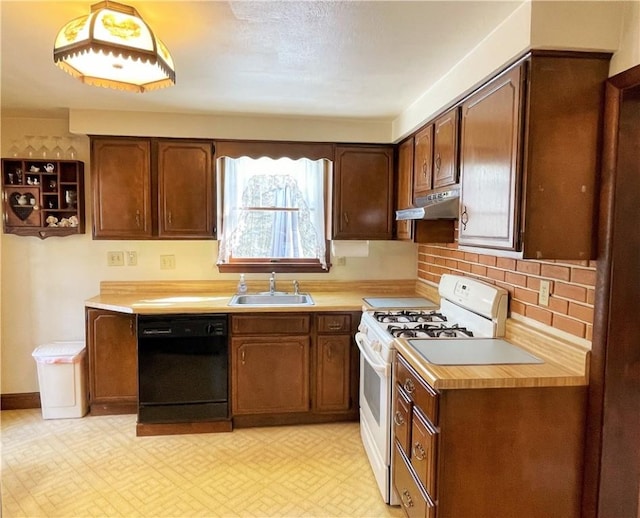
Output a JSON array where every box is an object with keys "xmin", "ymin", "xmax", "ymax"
[{"xmin": 0, "ymin": 117, "xmax": 416, "ymax": 394}]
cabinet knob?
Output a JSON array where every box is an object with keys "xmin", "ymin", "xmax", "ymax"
[
  {"xmin": 393, "ymin": 411, "xmax": 405, "ymax": 427},
  {"xmin": 403, "ymin": 378, "xmax": 415, "ymax": 394},
  {"xmin": 135, "ymin": 209, "xmax": 141, "ymax": 228},
  {"xmin": 422, "ymin": 160, "xmax": 428, "ymax": 178},
  {"xmin": 435, "ymin": 153, "xmax": 441, "ymax": 171},
  {"xmin": 343, "ymin": 212, "xmax": 349, "ymax": 225},
  {"xmin": 413, "ymin": 442, "xmax": 426, "ymax": 461},
  {"xmin": 167, "ymin": 211, "xmax": 173, "ymax": 226},
  {"xmin": 400, "ymin": 489, "xmax": 414, "ymax": 508}
]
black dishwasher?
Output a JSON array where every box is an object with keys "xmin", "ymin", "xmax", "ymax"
[{"xmin": 137, "ymin": 314, "xmax": 228, "ymax": 424}]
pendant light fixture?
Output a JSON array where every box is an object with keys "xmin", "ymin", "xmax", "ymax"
[{"xmin": 53, "ymin": 1, "xmax": 175, "ymax": 93}]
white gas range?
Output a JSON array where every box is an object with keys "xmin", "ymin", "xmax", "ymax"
[{"xmin": 354, "ymin": 274, "xmax": 509, "ymax": 505}]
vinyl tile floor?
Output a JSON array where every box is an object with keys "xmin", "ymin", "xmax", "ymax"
[{"xmin": 1, "ymin": 410, "xmax": 404, "ymax": 518}]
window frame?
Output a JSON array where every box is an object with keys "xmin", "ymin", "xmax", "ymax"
[{"xmin": 215, "ymin": 141, "xmax": 334, "ymax": 274}]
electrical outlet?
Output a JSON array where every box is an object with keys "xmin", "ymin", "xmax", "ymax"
[
  {"xmin": 539, "ymin": 280, "xmax": 550, "ymax": 306},
  {"xmin": 160, "ymin": 254, "xmax": 176, "ymax": 270},
  {"xmin": 107, "ymin": 251, "xmax": 124, "ymax": 266},
  {"xmin": 127, "ymin": 251, "xmax": 138, "ymax": 266}
]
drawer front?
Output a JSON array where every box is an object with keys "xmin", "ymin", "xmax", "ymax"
[
  {"xmin": 411, "ymin": 407, "xmax": 438, "ymax": 498},
  {"xmin": 395, "ymin": 355, "xmax": 439, "ymax": 425},
  {"xmin": 231, "ymin": 314, "xmax": 310, "ymax": 335},
  {"xmin": 393, "ymin": 441, "xmax": 435, "ymax": 518},
  {"xmin": 393, "ymin": 386, "xmax": 412, "ymax": 456},
  {"xmin": 316, "ymin": 314, "xmax": 351, "ymax": 334}
]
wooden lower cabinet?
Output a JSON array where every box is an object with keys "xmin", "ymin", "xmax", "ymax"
[
  {"xmin": 231, "ymin": 335, "xmax": 310, "ymax": 414},
  {"xmin": 230, "ymin": 312, "xmax": 359, "ymax": 426},
  {"xmin": 393, "ymin": 354, "xmax": 586, "ymax": 518},
  {"xmin": 86, "ymin": 309, "xmax": 137, "ymax": 415}
]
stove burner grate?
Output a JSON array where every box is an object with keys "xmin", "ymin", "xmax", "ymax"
[
  {"xmin": 374, "ymin": 310, "xmax": 448, "ymax": 324},
  {"xmin": 388, "ymin": 323, "xmax": 474, "ymax": 339}
]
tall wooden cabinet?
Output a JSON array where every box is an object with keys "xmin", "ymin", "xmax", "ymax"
[
  {"xmin": 459, "ymin": 52, "xmax": 610, "ymax": 259},
  {"xmin": 458, "ymin": 65, "xmax": 522, "ymax": 251},
  {"xmin": 86, "ymin": 309, "xmax": 137, "ymax": 415},
  {"xmin": 333, "ymin": 145, "xmax": 394, "ymax": 240},
  {"xmin": 91, "ymin": 137, "xmax": 216, "ymax": 239}
]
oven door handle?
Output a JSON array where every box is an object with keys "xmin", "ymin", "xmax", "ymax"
[{"xmin": 355, "ymin": 332, "xmax": 390, "ymax": 377}]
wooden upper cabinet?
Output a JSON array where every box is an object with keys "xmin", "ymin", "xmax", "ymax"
[
  {"xmin": 92, "ymin": 138, "xmax": 152, "ymax": 238},
  {"xmin": 91, "ymin": 137, "xmax": 215, "ymax": 240},
  {"xmin": 333, "ymin": 145, "xmax": 394, "ymax": 240},
  {"xmin": 459, "ymin": 65, "xmax": 523, "ymax": 251},
  {"xmin": 432, "ymin": 108, "xmax": 460, "ymax": 189},
  {"xmin": 157, "ymin": 140, "xmax": 215, "ymax": 238},
  {"xmin": 413, "ymin": 124, "xmax": 433, "ymax": 199},
  {"xmin": 459, "ymin": 52, "xmax": 610, "ymax": 259},
  {"xmin": 396, "ymin": 137, "xmax": 414, "ymax": 241}
]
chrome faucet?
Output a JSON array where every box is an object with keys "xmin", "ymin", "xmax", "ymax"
[
  {"xmin": 269, "ymin": 272, "xmax": 276, "ymax": 295},
  {"xmin": 293, "ymin": 280, "xmax": 300, "ymax": 295}
]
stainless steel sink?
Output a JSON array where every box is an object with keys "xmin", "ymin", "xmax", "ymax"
[{"xmin": 228, "ymin": 293, "xmax": 315, "ymax": 306}]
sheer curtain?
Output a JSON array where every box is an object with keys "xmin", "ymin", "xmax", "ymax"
[{"xmin": 217, "ymin": 157, "xmax": 327, "ymax": 268}]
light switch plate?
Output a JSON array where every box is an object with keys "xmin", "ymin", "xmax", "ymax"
[
  {"xmin": 107, "ymin": 251, "xmax": 124, "ymax": 266},
  {"xmin": 160, "ymin": 254, "xmax": 176, "ymax": 270},
  {"xmin": 539, "ymin": 280, "xmax": 550, "ymax": 306}
]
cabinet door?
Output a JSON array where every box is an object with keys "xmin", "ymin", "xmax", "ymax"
[
  {"xmin": 413, "ymin": 124, "xmax": 433, "ymax": 199},
  {"xmin": 86, "ymin": 309, "xmax": 137, "ymax": 413},
  {"xmin": 157, "ymin": 141, "xmax": 215, "ymax": 238},
  {"xmin": 432, "ymin": 108, "xmax": 459, "ymax": 189},
  {"xmin": 459, "ymin": 65, "xmax": 523, "ymax": 250},
  {"xmin": 92, "ymin": 139, "xmax": 152, "ymax": 238},
  {"xmin": 232, "ymin": 336, "xmax": 310, "ymax": 414},
  {"xmin": 396, "ymin": 138, "xmax": 414, "ymax": 241},
  {"xmin": 315, "ymin": 335, "xmax": 351, "ymax": 411},
  {"xmin": 333, "ymin": 145, "xmax": 394, "ymax": 240}
]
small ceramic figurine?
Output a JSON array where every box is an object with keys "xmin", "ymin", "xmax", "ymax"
[
  {"xmin": 44, "ymin": 163, "xmax": 55, "ymax": 173},
  {"xmin": 46, "ymin": 215, "xmax": 58, "ymax": 227},
  {"xmin": 29, "ymin": 165, "xmax": 40, "ymax": 173}
]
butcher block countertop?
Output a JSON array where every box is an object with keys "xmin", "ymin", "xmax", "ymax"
[
  {"xmin": 85, "ymin": 279, "xmax": 420, "ymax": 314},
  {"xmin": 395, "ymin": 319, "xmax": 590, "ymax": 390},
  {"xmin": 87, "ymin": 279, "xmax": 590, "ymax": 389}
]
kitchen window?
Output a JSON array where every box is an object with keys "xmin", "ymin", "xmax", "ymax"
[{"xmin": 217, "ymin": 156, "xmax": 331, "ymax": 273}]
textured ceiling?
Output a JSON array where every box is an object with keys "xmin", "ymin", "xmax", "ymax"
[{"xmin": 0, "ymin": 1, "xmax": 523, "ymax": 120}]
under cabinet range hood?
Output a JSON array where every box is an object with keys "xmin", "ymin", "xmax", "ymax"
[{"xmin": 396, "ymin": 186, "xmax": 460, "ymax": 220}]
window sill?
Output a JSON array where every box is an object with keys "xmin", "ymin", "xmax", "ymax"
[{"xmin": 218, "ymin": 262, "xmax": 330, "ymax": 274}]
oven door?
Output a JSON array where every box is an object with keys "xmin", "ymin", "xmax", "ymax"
[{"xmin": 355, "ymin": 331, "xmax": 393, "ymax": 503}]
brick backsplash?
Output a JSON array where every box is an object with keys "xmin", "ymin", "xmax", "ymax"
[{"xmin": 418, "ymin": 241, "xmax": 597, "ymax": 341}]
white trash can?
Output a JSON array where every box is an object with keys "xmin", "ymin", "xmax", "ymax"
[{"xmin": 32, "ymin": 341, "xmax": 88, "ymax": 419}]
